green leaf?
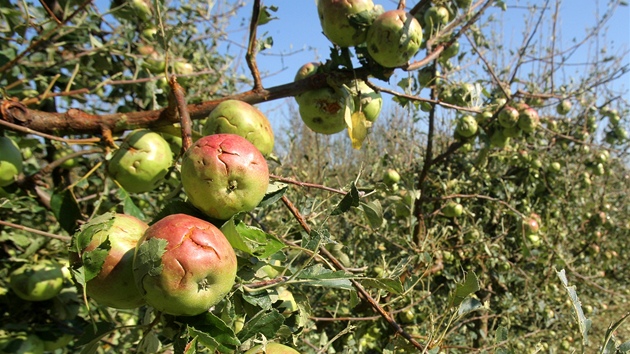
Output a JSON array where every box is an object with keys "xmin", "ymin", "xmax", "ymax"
[
  {"xmin": 556, "ymin": 269, "xmax": 592, "ymax": 346},
  {"xmin": 221, "ymin": 219, "xmax": 285, "ymax": 258},
  {"xmin": 331, "ymin": 182, "xmax": 360, "ymax": 216},
  {"xmin": 449, "ymin": 272, "xmax": 480, "ymax": 307},
  {"xmin": 457, "ymin": 297, "xmax": 484, "ymax": 316},
  {"xmin": 75, "ymin": 321, "xmax": 115, "ymax": 352},
  {"xmin": 257, "ymin": 5, "xmax": 278, "ymax": 25},
  {"xmin": 184, "ymin": 312, "xmax": 240, "ymax": 353},
  {"xmin": 359, "ymin": 277, "xmax": 403, "ymax": 294},
  {"xmin": 237, "ymin": 309, "xmax": 284, "ymax": 342},
  {"xmin": 599, "ymin": 311, "xmax": 630, "ymax": 354},
  {"xmin": 51, "ymin": 189, "xmax": 82, "ymax": 234},
  {"xmin": 137, "ymin": 331, "xmax": 161, "ymax": 353},
  {"xmin": 81, "ymin": 238, "xmax": 111, "ymax": 283},
  {"xmin": 258, "ymin": 182, "xmax": 287, "ymax": 208},
  {"xmin": 302, "ymin": 229, "xmax": 334, "ymax": 251},
  {"xmin": 133, "ymin": 238, "xmax": 167, "ymax": 294},
  {"xmin": 298, "ymin": 264, "xmax": 353, "ymax": 290},
  {"xmin": 117, "ymin": 189, "xmax": 145, "ymax": 220},
  {"xmin": 360, "ymin": 200, "xmax": 383, "ymax": 228},
  {"xmin": 184, "ymin": 336, "xmax": 198, "ymax": 354},
  {"xmin": 619, "ymin": 340, "xmax": 630, "ymax": 352}
]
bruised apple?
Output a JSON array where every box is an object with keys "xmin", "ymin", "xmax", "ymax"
[
  {"xmin": 202, "ymin": 100, "xmax": 274, "ymax": 157},
  {"xmin": 455, "ymin": 115, "xmax": 478, "ymax": 138},
  {"xmin": 367, "ymin": 10, "xmax": 423, "ymax": 68},
  {"xmin": 245, "ymin": 342, "xmax": 301, "ymax": 354},
  {"xmin": 133, "ymin": 214, "xmax": 237, "ymax": 316},
  {"xmin": 0, "ymin": 136, "xmax": 23, "ymax": 187},
  {"xmin": 294, "ymin": 62, "xmax": 353, "ymax": 134},
  {"xmin": 107, "ymin": 130, "xmax": 173, "ymax": 193},
  {"xmin": 317, "ymin": 0, "xmax": 375, "ymax": 47},
  {"xmin": 181, "ymin": 134, "xmax": 269, "ymax": 220},
  {"xmin": 69, "ymin": 212, "xmax": 148, "ymax": 309}
]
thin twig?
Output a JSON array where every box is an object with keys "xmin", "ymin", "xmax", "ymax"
[
  {"xmin": 270, "ymin": 174, "xmax": 347, "ymax": 195},
  {"xmin": 170, "ymin": 77, "xmax": 193, "ymax": 152},
  {"xmin": 0, "ymin": 219, "xmax": 71, "ymax": 241},
  {"xmin": 246, "ymin": 0, "xmax": 264, "ymax": 91},
  {"xmin": 0, "ymin": 117, "xmax": 101, "ymax": 144}
]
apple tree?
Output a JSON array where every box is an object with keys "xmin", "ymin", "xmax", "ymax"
[{"xmin": 0, "ymin": 0, "xmax": 628, "ymax": 353}]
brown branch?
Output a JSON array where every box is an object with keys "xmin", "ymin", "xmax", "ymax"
[
  {"xmin": 0, "ymin": 115, "xmax": 101, "ymax": 144},
  {"xmin": 270, "ymin": 174, "xmax": 347, "ymax": 195},
  {"xmin": 280, "ymin": 196, "xmax": 426, "ymax": 351},
  {"xmin": 169, "ymin": 77, "xmax": 193, "ymax": 153},
  {"xmin": 0, "ymin": 219, "xmax": 71, "ymax": 241},
  {"xmin": 246, "ymin": 0, "xmax": 264, "ymax": 91},
  {"xmin": 374, "ymin": 85, "xmax": 482, "ymax": 113}
]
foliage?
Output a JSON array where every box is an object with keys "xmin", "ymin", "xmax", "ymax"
[{"xmin": 0, "ymin": 0, "xmax": 629, "ymax": 353}]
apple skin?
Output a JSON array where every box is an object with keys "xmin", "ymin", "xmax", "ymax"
[
  {"xmin": 10, "ymin": 261, "xmax": 64, "ymax": 301},
  {"xmin": 133, "ymin": 214, "xmax": 237, "ymax": 316},
  {"xmin": 69, "ymin": 213, "xmax": 148, "ymax": 309},
  {"xmin": 202, "ymin": 100, "xmax": 275, "ymax": 157},
  {"xmin": 0, "ymin": 136, "xmax": 23, "ymax": 187},
  {"xmin": 367, "ymin": 10, "xmax": 423, "ymax": 68},
  {"xmin": 424, "ymin": 6, "xmax": 449, "ymax": 28},
  {"xmin": 518, "ymin": 107, "xmax": 540, "ymax": 133},
  {"xmin": 455, "ymin": 115, "xmax": 478, "ymax": 138},
  {"xmin": 383, "ymin": 168, "xmax": 400, "ymax": 186},
  {"xmin": 443, "ymin": 202, "xmax": 463, "ymax": 218},
  {"xmin": 181, "ymin": 134, "xmax": 269, "ymax": 220},
  {"xmin": 556, "ymin": 100, "xmax": 572, "ymax": 115},
  {"xmin": 245, "ymin": 342, "xmax": 301, "ymax": 354},
  {"xmin": 317, "ymin": 0, "xmax": 375, "ymax": 47},
  {"xmin": 498, "ymin": 106, "xmax": 520, "ymax": 128},
  {"xmin": 107, "ymin": 130, "xmax": 173, "ymax": 193}
]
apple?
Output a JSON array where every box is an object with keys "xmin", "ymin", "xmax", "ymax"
[
  {"xmin": 498, "ymin": 106, "xmax": 519, "ymax": 128},
  {"xmin": 455, "ymin": 0, "xmax": 473, "ymax": 8},
  {"xmin": 316, "ymin": 0, "xmax": 375, "ymax": 47},
  {"xmin": 383, "ymin": 168, "xmax": 401, "ymax": 187},
  {"xmin": 556, "ymin": 100, "xmax": 572, "ymax": 115},
  {"xmin": 348, "ymin": 79, "xmax": 382, "ymax": 123},
  {"xmin": 455, "ymin": 115, "xmax": 478, "ymax": 138},
  {"xmin": 181, "ymin": 134, "xmax": 269, "ymax": 220},
  {"xmin": 518, "ymin": 107, "xmax": 540, "ymax": 133},
  {"xmin": 424, "ymin": 6, "xmax": 449, "ymax": 28},
  {"xmin": 53, "ymin": 147, "xmax": 78, "ymax": 169},
  {"xmin": 107, "ymin": 130, "xmax": 173, "ymax": 193},
  {"xmin": 139, "ymin": 45, "xmax": 166, "ymax": 74},
  {"xmin": 202, "ymin": 100, "xmax": 275, "ymax": 157},
  {"xmin": 245, "ymin": 342, "xmax": 301, "ymax": 354},
  {"xmin": 547, "ymin": 161, "xmax": 562, "ymax": 173},
  {"xmin": 443, "ymin": 201, "xmax": 463, "ymax": 218},
  {"xmin": 476, "ymin": 110, "xmax": 494, "ymax": 125},
  {"xmin": 0, "ymin": 136, "xmax": 23, "ymax": 187},
  {"xmin": 366, "ymin": 10, "xmax": 423, "ymax": 68},
  {"xmin": 133, "ymin": 214, "xmax": 237, "ymax": 316},
  {"xmin": 69, "ymin": 212, "xmax": 148, "ymax": 309},
  {"xmin": 490, "ymin": 130, "xmax": 510, "ymax": 148},
  {"xmin": 452, "ymin": 83, "xmax": 475, "ymax": 107},
  {"xmin": 10, "ymin": 261, "xmax": 64, "ymax": 301},
  {"xmin": 441, "ymin": 40, "xmax": 460, "ymax": 60}
]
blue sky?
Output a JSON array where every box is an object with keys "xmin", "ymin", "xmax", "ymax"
[{"xmin": 222, "ymin": 1, "xmax": 630, "ymax": 131}]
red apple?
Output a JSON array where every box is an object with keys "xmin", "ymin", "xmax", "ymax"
[
  {"xmin": 133, "ymin": 214, "xmax": 237, "ymax": 316},
  {"xmin": 181, "ymin": 134, "xmax": 269, "ymax": 220}
]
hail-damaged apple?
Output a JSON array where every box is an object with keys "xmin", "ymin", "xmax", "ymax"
[
  {"xmin": 316, "ymin": 0, "xmax": 376, "ymax": 47},
  {"xmin": 181, "ymin": 134, "xmax": 269, "ymax": 220},
  {"xmin": 69, "ymin": 212, "xmax": 148, "ymax": 309},
  {"xmin": 133, "ymin": 214, "xmax": 237, "ymax": 316},
  {"xmin": 202, "ymin": 100, "xmax": 275, "ymax": 157},
  {"xmin": 367, "ymin": 10, "xmax": 422, "ymax": 68},
  {"xmin": 107, "ymin": 130, "xmax": 173, "ymax": 193}
]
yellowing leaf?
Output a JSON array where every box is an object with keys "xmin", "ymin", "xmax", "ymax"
[{"xmin": 346, "ymin": 110, "xmax": 371, "ymax": 150}]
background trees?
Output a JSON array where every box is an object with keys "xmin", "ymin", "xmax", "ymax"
[{"xmin": 0, "ymin": 0, "xmax": 628, "ymax": 353}]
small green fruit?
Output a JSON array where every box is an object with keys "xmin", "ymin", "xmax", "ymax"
[
  {"xmin": 0, "ymin": 136, "xmax": 23, "ymax": 187},
  {"xmin": 367, "ymin": 10, "xmax": 423, "ymax": 68},
  {"xmin": 455, "ymin": 115, "xmax": 478, "ymax": 138},
  {"xmin": 443, "ymin": 201, "xmax": 463, "ymax": 218},
  {"xmin": 10, "ymin": 261, "xmax": 64, "ymax": 301},
  {"xmin": 556, "ymin": 100, "xmax": 572, "ymax": 115}
]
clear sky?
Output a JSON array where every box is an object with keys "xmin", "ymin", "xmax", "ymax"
[{"xmin": 222, "ymin": 1, "xmax": 630, "ymax": 132}]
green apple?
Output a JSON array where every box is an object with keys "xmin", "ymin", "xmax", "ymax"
[
  {"xmin": 133, "ymin": 214, "xmax": 237, "ymax": 316},
  {"xmin": 316, "ymin": 0, "xmax": 375, "ymax": 47},
  {"xmin": 556, "ymin": 100, "xmax": 571, "ymax": 115},
  {"xmin": 383, "ymin": 168, "xmax": 400, "ymax": 186},
  {"xmin": 10, "ymin": 261, "xmax": 64, "ymax": 301},
  {"xmin": 107, "ymin": 130, "xmax": 173, "ymax": 193},
  {"xmin": 455, "ymin": 115, "xmax": 478, "ymax": 138},
  {"xmin": 0, "ymin": 136, "xmax": 23, "ymax": 187},
  {"xmin": 348, "ymin": 79, "xmax": 382, "ymax": 123},
  {"xmin": 441, "ymin": 40, "xmax": 460, "ymax": 60},
  {"xmin": 69, "ymin": 212, "xmax": 148, "ymax": 309},
  {"xmin": 202, "ymin": 100, "xmax": 275, "ymax": 157},
  {"xmin": 367, "ymin": 10, "xmax": 423, "ymax": 68},
  {"xmin": 245, "ymin": 342, "xmax": 301, "ymax": 354},
  {"xmin": 443, "ymin": 201, "xmax": 463, "ymax": 218},
  {"xmin": 498, "ymin": 106, "xmax": 520, "ymax": 128},
  {"xmin": 424, "ymin": 6, "xmax": 449, "ymax": 28},
  {"xmin": 181, "ymin": 134, "xmax": 269, "ymax": 220},
  {"xmin": 53, "ymin": 147, "xmax": 78, "ymax": 169}
]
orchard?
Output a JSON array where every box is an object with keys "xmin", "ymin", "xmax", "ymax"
[{"xmin": 0, "ymin": 0, "xmax": 628, "ymax": 353}]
